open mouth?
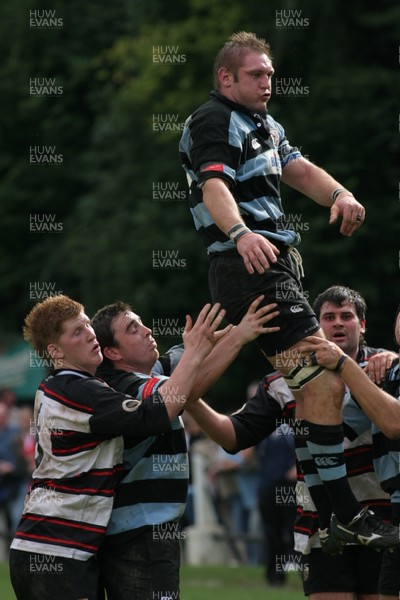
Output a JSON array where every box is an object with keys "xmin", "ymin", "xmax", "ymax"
[{"xmin": 331, "ymin": 332, "xmax": 346, "ymax": 344}]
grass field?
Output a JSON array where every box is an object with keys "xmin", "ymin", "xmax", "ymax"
[{"xmin": 0, "ymin": 561, "xmax": 304, "ymax": 599}]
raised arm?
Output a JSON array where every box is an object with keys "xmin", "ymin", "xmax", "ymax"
[
  {"xmin": 158, "ymin": 303, "xmax": 227, "ymax": 420},
  {"xmin": 186, "ymin": 296, "xmax": 279, "ymax": 403}
]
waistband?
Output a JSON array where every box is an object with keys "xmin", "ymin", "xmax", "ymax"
[{"xmin": 208, "ymin": 241, "xmax": 291, "ymax": 261}]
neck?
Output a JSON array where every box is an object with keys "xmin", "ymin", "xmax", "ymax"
[
  {"xmin": 55, "ymin": 361, "xmax": 95, "ymax": 375},
  {"xmin": 114, "ymin": 359, "xmax": 152, "ymax": 376}
]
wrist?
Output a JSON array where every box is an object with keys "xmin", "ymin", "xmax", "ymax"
[
  {"xmin": 224, "ymin": 323, "xmax": 247, "ymax": 348},
  {"xmin": 227, "ymin": 222, "xmax": 252, "ymax": 244},
  {"xmin": 331, "ymin": 188, "xmax": 353, "ymax": 203},
  {"xmin": 234, "ymin": 229, "xmax": 252, "ymax": 244},
  {"xmin": 333, "ymin": 353, "xmax": 348, "ymax": 372}
]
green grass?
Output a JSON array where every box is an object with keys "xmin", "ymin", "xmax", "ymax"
[
  {"xmin": 181, "ymin": 565, "xmax": 303, "ymax": 599},
  {"xmin": 0, "ymin": 561, "xmax": 13, "ymax": 600},
  {"xmin": 0, "ymin": 561, "xmax": 304, "ymax": 600}
]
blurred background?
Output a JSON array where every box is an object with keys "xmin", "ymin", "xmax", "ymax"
[{"xmin": 0, "ymin": 0, "xmax": 398, "ymax": 411}]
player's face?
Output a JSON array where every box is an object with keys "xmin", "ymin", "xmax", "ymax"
[
  {"xmin": 223, "ymin": 52, "xmax": 274, "ymax": 113},
  {"xmin": 110, "ymin": 311, "xmax": 159, "ymax": 373},
  {"xmin": 319, "ymin": 301, "xmax": 365, "ymax": 359},
  {"xmin": 49, "ymin": 312, "xmax": 102, "ymax": 374}
]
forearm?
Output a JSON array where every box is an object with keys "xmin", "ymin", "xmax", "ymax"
[
  {"xmin": 186, "ymin": 328, "xmax": 243, "ymax": 403},
  {"xmin": 340, "ymin": 358, "xmax": 400, "ymax": 438},
  {"xmin": 186, "ymin": 399, "xmax": 238, "ymax": 451},
  {"xmin": 202, "ymin": 178, "xmax": 244, "ymax": 234},
  {"xmin": 282, "ymin": 158, "xmax": 350, "ymax": 207},
  {"xmin": 159, "ymin": 352, "xmax": 204, "ymax": 420}
]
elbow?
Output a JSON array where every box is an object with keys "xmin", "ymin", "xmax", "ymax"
[
  {"xmin": 382, "ymin": 425, "xmax": 400, "ymax": 440},
  {"xmin": 222, "ymin": 441, "xmax": 239, "ymax": 453}
]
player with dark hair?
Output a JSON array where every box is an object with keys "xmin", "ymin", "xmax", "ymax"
[{"xmin": 91, "ymin": 296, "xmax": 279, "ymax": 600}]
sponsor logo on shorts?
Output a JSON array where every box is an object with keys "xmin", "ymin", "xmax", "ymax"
[{"xmin": 290, "ymin": 304, "xmax": 304, "ymax": 313}]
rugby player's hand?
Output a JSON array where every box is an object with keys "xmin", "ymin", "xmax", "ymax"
[
  {"xmin": 329, "ymin": 194, "xmax": 365, "ymax": 237},
  {"xmin": 236, "ymin": 232, "xmax": 280, "ymax": 274},
  {"xmin": 297, "ymin": 335, "xmax": 344, "ymax": 370},
  {"xmin": 183, "ymin": 303, "xmax": 232, "ymax": 359},
  {"xmin": 234, "ymin": 295, "xmax": 280, "ymax": 344},
  {"xmin": 364, "ymin": 351, "xmax": 397, "ymax": 385}
]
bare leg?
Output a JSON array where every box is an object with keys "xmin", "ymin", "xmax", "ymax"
[{"xmin": 268, "ymin": 329, "xmax": 361, "ymax": 524}]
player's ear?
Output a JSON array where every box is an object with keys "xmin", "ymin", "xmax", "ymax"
[
  {"xmin": 103, "ymin": 346, "xmax": 121, "ymax": 362},
  {"xmin": 47, "ymin": 343, "xmax": 64, "ymax": 360},
  {"xmin": 218, "ymin": 66, "xmax": 234, "ymax": 89},
  {"xmin": 359, "ymin": 319, "xmax": 366, "ymax": 335}
]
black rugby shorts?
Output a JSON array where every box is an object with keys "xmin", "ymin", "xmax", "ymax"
[{"xmin": 208, "ymin": 250, "xmax": 319, "ymax": 355}]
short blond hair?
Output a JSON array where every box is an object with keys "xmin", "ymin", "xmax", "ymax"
[
  {"xmin": 213, "ymin": 31, "xmax": 272, "ymax": 89},
  {"xmin": 23, "ymin": 295, "xmax": 84, "ymax": 354}
]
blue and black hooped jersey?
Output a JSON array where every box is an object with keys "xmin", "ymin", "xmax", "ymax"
[
  {"xmin": 226, "ymin": 346, "xmax": 392, "ymax": 554},
  {"xmin": 96, "ymin": 347, "xmax": 188, "ymax": 551},
  {"xmin": 372, "ymin": 359, "xmax": 400, "ymax": 505},
  {"xmin": 179, "ymin": 90, "xmax": 302, "ymax": 254}
]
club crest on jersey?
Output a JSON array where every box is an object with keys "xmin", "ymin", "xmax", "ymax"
[{"xmin": 122, "ymin": 398, "xmax": 140, "ymax": 412}]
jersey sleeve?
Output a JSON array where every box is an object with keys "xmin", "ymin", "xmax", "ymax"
[
  {"xmin": 188, "ymin": 107, "xmax": 242, "ymax": 188},
  {"xmin": 100, "ymin": 369, "xmax": 168, "ymax": 400},
  {"xmin": 82, "ymin": 378, "xmax": 171, "ymax": 437},
  {"xmin": 228, "ymin": 375, "xmax": 295, "ymax": 451}
]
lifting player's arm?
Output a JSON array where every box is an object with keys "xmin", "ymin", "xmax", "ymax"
[
  {"xmin": 186, "ymin": 399, "xmax": 238, "ymax": 451},
  {"xmin": 186, "ymin": 296, "xmax": 280, "ymax": 404},
  {"xmin": 297, "ymin": 335, "xmax": 400, "ymax": 439}
]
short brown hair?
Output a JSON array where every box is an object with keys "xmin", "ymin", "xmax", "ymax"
[
  {"xmin": 23, "ymin": 295, "xmax": 84, "ymax": 355},
  {"xmin": 213, "ymin": 31, "xmax": 272, "ymax": 89},
  {"xmin": 91, "ymin": 301, "xmax": 131, "ymax": 368}
]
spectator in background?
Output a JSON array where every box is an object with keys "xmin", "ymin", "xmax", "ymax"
[
  {"xmin": 0, "ymin": 400, "xmax": 27, "ymax": 546},
  {"xmin": 0, "ymin": 388, "xmax": 17, "ymax": 411},
  {"xmin": 256, "ymin": 423, "xmax": 296, "ymax": 586},
  {"xmin": 235, "ymin": 445, "xmax": 262, "ymax": 565},
  {"xmin": 17, "ymin": 405, "xmax": 36, "ymax": 476},
  {"xmin": 11, "ymin": 405, "xmax": 36, "ymax": 530},
  {"xmin": 207, "ymin": 409, "xmax": 262, "ymax": 566}
]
